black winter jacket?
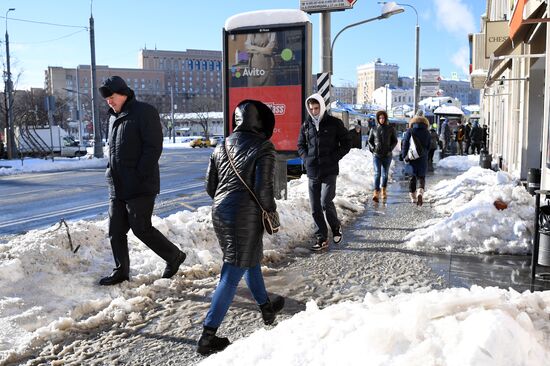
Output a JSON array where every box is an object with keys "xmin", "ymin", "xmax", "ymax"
[
  {"xmin": 298, "ymin": 94, "xmax": 351, "ymax": 179},
  {"xmin": 206, "ymin": 100, "xmax": 276, "ymax": 268},
  {"xmin": 368, "ymin": 123, "xmax": 398, "ymax": 158},
  {"xmin": 105, "ymin": 92, "xmax": 162, "ymax": 200}
]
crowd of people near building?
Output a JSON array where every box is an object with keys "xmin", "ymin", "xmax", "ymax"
[{"xmin": 438, "ymin": 117, "xmax": 488, "ymax": 157}]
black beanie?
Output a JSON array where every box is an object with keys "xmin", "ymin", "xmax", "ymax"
[{"xmin": 99, "ymin": 76, "xmax": 132, "ymax": 98}]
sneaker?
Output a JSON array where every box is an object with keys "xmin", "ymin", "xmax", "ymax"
[
  {"xmin": 409, "ymin": 192, "xmax": 417, "ymax": 203},
  {"xmin": 310, "ymin": 238, "xmax": 328, "ymax": 252},
  {"xmin": 333, "ymin": 227, "xmax": 343, "ymax": 244}
]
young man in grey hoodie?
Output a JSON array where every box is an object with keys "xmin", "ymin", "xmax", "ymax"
[{"xmin": 297, "ymin": 93, "xmax": 351, "ymax": 251}]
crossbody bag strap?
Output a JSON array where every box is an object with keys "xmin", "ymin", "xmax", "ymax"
[{"xmin": 224, "ymin": 141, "xmax": 266, "ymax": 212}]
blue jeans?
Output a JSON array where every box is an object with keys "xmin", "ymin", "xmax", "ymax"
[
  {"xmin": 308, "ymin": 174, "xmax": 340, "ymax": 240},
  {"xmin": 373, "ymin": 155, "xmax": 392, "ymax": 190},
  {"xmin": 204, "ymin": 262, "xmax": 268, "ymax": 329}
]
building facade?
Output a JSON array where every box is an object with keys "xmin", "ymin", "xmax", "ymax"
[
  {"xmin": 45, "ymin": 48, "xmax": 223, "ymax": 121},
  {"xmin": 440, "ymin": 79, "xmax": 480, "ymax": 105},
  {"xmin": 356, "ymin": 59, "xmax": 399, "ymax": 105},
  {"xmin": 470, "ymin": 0, "xmax": 546, "ymax": 181}
]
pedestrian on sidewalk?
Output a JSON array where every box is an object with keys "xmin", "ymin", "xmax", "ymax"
[
  {"xmin": 368, "ymin": 110, "xmax": 398, "ymax": 202},
  {"xmin": 439, "ymin": 117, "xmax": 451, "ymax": 155},
  {"xmin": 298, "ymin": 93, "xmax": 351, "ymax": 251},
  {"xmin": 470, "ymin": 120, "xmax": 483, "ymax": 154},
  {"xmin": 428, "ymin": 126, "xmax": 439, "ymax": 171},
  {"xmin": 401, "ymin": 110, "xmax": 431, "ymax": 206},
  {"xmin": 199, "ymin": 99, "xmax": 285, "ymax": 356},
  {"xmin": 349, "ymin": 123, "xmax": 363, "ymax": 149},
  {"xmin": 98, "ymin": 76, "xmax": 186, "ymax": 286}
]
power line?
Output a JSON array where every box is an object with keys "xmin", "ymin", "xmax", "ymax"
[
  {"xmin": 0, "ymin": 16, "xmax": 87, "ymax": 29},
  {"xmin": 12, "ymin": 29, "xmax": 88, "ymax": 45}
]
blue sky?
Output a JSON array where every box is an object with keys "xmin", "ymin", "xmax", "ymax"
[{"xmin": 1, "ymin": 0, "xmax": 485, "ymax": 90}]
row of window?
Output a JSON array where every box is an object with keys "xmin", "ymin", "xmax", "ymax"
[{"xmin": 158, "ymin": 59, "xmax": 222, "ymax": 72}]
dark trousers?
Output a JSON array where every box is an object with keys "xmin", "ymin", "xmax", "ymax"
[
  {"xmin": 409, "ymin": 176, "xmax": 425, "ymax": 193},
  {"xmin": 108, "ymin": 195, "xmax": 180, "ymax": 273},
  {"xmin": 308, "ymin": 174, "xmax": 340, "ymax": 240}
]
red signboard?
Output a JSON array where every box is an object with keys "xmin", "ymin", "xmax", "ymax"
[{"xmin": 228, "ymin": 85, "xmax": 302, "ymax": 151}]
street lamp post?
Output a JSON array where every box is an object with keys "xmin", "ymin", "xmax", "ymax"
[
  {"xmin": 330, "ymin": 2, "xmax": 404, "ymax": 75},
  {"xmin": 4, "ymin": 8, "xmax": 16, "ymax": 159},
  {"xmin": 89, "ymin": 1, "xmax": 103, "ymax": 158},
  {"xmin": 379, "ymin": 2, "xmax": 420, "ymax": 113}
]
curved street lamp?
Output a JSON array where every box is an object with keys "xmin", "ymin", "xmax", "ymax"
[
  {"xmin": 330, "ymin": 2, "xmax": 404, "ymax": 74},
  {"xmin": 379, "ymin": 1, "xmax": 420, "ymax": 113}
]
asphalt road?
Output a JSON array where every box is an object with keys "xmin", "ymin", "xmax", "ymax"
[{"xmin": 0, "ymin": 148, "xmax": 213, "ymax": 239}]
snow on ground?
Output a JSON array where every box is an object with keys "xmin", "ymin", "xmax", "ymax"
[
  {"xmin": 0, "ymin": 151, "xmax": 543, "ymax": 365},
  {"xmin": 406, "ymin": 164, "xmax": 534, "ymax": 254},
  {"xmin": 200, "ymin": 286, "xmax": 550, "ymax": 366},
  {"xmin": 436, "ymin": 154, "xmax": 480, "ymax": 171}
]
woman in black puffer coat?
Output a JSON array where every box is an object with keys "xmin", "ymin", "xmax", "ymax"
[{"xmin": 197, "ymin": 100, "xmax": 285, "ymax": 356}]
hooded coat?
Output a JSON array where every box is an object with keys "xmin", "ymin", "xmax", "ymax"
[
  {"xmin": 297, "ymin": 93, "xmax": 351, "ymax": 179},
  {"xmin": 401, "ymin": 115, "xmax": 431, "ymax": 177},
  {"xmin": 105, "ymin": 90, "xmax": 162, "ymax": 200},
  {"xmin": 368, "ymin": 111, "xmax": 398, "ymax": 158},
  {"xmin": 205, "ymin": 100, "xmax": 276, "ymax": 268}
]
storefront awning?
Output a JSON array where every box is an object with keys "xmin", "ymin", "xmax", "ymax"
[{"xmin": 510, "ymin": 0, "xmax": 547, "ymax": 45}]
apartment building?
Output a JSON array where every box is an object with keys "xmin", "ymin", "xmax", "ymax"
[
  {"xmin": 356, "ymin": 59, "xmax": 399, "ymax": 105},
  {"xmin": 45, "ymin": 48, "xmax": 223, "ymax": 117}
]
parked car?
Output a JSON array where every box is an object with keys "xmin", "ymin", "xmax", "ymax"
[
  {"xmin": 209, "ymin": 135, "xmax": 223, "ymax": 147},
  {"xmin": 190, "ymin": 137, "xmax": 211, "ymax": 148}
]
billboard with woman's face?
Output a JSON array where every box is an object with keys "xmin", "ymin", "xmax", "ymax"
[{"xmin": 224, "ymin": 23, "xmax": 311, "ymax": 154}]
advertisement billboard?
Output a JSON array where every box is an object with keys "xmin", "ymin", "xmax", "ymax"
[{"xmin": 224, "ymin": 19, "xmax": 311, "ymax": 154}]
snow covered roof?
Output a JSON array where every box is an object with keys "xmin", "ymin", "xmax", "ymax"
[
  {"xmin": 225, "ymin": 9, "xmax": 310, "ymax": 30},
  {"xmin": 433, "ymin": 105, "xmax": 464, "ymax": 116}
]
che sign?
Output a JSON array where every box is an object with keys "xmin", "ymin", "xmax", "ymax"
[{"xmin": 300, "ymin": 0, "xmax": 357, "ymax": 13}]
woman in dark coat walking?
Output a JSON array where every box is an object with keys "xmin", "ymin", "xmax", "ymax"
[
  {"xmin": 401, "ymin": 110, "xmax": 431, "ymax": 206},
  {"xmin": 198, "ymin": 100, "xmax": 284, "ymax": 355}
]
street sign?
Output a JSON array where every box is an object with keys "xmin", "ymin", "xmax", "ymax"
[
  {"xmin": 420, "ymin": 83, "xmax": 440, "ymax": 97},
  {"xmin": 421, "ymin": 68, "xmax": 441, "ymax": 83},
  {"xmin": 300, "ymin": 0, "xmax": 357, "ymax": 13}
]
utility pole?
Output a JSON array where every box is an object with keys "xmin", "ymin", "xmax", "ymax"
[
  {"xmin": 5, "ymin": 8, "xmax": 16, "ymax": 159},
  {"xmin": 170, "ymin": 85, "xmax": 175, "ymax": 143},
  {"xmin": 75, "ymin": 66, "xmax": 83, "ymax": 148},
  {"xmin": 89, "ymin": 6, "xmax": 103, "ymax": 158}
]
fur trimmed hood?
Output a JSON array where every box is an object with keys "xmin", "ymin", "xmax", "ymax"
[{"xmin": 409, "ymin": 115, "xmax": 429, "ymax": 127}]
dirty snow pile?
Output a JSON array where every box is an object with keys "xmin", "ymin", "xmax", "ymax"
[
  {"xmin": 0, "ymin": 148, "xmax": 377, "ymax": 364},
  {"xmin": 406, "ymin": 160, "xmax": 535, "ymax": 254}
]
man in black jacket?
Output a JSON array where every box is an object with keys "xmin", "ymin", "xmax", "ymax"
[
  {"xmin": 298, "ymin": 93, "xmax": 351, "ymax": 251},
  {"xmin": 98, "ymin": 76, "xmax": 186, "ymax": 286}
]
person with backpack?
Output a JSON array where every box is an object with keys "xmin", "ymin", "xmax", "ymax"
[{"xmin": 401, "ymin": 110, "xmax": 431, "ymax": 206}]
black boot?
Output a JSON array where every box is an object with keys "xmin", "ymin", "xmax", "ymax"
[
  {"xmin": 259, "ymin": 295, "xmax": 285, "ymax": 325},
  {"xmin": 99, "ymin": 269, "xmax": 129, "ymax": 286},
  {"xmin": 197, "ymin": 326, "xmax": 230, "ymax": 356}
]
